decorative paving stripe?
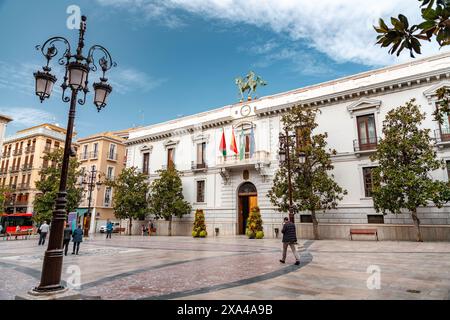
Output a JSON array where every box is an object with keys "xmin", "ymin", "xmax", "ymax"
[
  {"xmin": 139, "ymin": 240, "xmax": 315, "ymax": 300},
  {"xmin": 80, "ymin": 251, "xmax": 253, "ymax": 290},
  {"xmin": 140, "ymin": 252, "xmax": 313, "ymax": 300}
]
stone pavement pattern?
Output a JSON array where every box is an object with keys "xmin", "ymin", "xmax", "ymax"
[{"xmin": 0, "ymin": 235, "xmax": 449, "ymax": 300}]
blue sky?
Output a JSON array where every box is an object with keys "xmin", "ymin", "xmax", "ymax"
[{"xmin": 0, "ymin": 0, "xmax": 447, "ymax": 138}]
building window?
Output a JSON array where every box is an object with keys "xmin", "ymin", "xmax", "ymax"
[
  {"xmin": 92, "ymin": 143, "xmax": 98, "ymax": 158},
  {"xmin": 167, "ymin": 148, "xmax": 175, "ymax": 169},
  {"xmin": 196, "ymin": 180, "xmax": 205, "ymax": 203},
  {"xmin": 363, "ymin": 167, "xmax": 377, "ymax": 198},
  {"xmin": 295, "ymin": 126, "xmax": 311, "ymax": 152},
  {"xmin": 82, "ymin": 145, "xmax": 88, "ymax": 159},
  {"xmin": 357, "ymin": 114, "xmax": 377, "ymax": 150},
  {"xmin": 142, "ymin": 152, "xmax": 150, "ymax": 175},
  {"xmin": 367, "ymin": 215, "xmax": 384, "ymax": 224},
  {"xmin": 45, "ymin": 139, "xmax": 52, "ymax": 152},
  {"xmin": 196, "ymin": 143, "xmax": 206, "ymax": 168},
  {"xmin": 107, "ymin": 166, "xmax": 114, "ymax": 180},
  {"xmin": 447, "ymin": 161, "xmax": 450, "ymax": 180},
  {"xmin": 108, "ymin": 144, "xmax": 116, "ymax": 160},
  {"xmin": 104, "ymin": 187, "xmax": 112, "ymax": 207}
]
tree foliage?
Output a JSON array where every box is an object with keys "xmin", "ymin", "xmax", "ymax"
[
  {"xmin": 268, "ymin": 107, "xmax": 347, "ymax": 240},
  {"xmin": 0, "ymin": 186, "xmax": 12, "ymax": 213},
  {"xmin": 245, "ymin": 206, "xmax": 264, "ymax": 239},
  {"xmin": 370, "ymin": 99, "xmax": 449, "ymax": 241},
  {"xmin": 192, "ymin": 209, "xmax": 207, "ymax": 238},
  {"xmin": 148, "ymin": 168, "xmax": 191, "ymax": 236},
  {"xmin": 106, "ymin": 166, "xmax": 150, "ymax": 235},
  {"xmin": 374, "ymin": 0, "xmax": 450, "ymax": 58},
  {"xmin": 33, "ymin": 148, "xmax": 83, "ymax": 223}
]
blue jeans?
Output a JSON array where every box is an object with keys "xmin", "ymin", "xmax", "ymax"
[{"xmin": 38, "ymin": 232, "xmax": 47, "ymax": 245}]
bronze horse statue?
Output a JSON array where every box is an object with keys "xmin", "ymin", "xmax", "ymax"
[{"xmin": 235, "ymin": 71, "xmax": 267, "ymax": 101}]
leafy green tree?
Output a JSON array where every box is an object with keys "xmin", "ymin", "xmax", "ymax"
[
  {"xmin": 148, "ymin": 168, "xmax": 191, "ymax": 236},
  {"xmin": 245, "ymin": 206, "xmax": 264, "ymax": 239},
  {"xmin": 370, "ymin": 99, "xmax": 449, "ymax": 242},
  {"xmin": 268, "ymin": 107, "xmax": 347, "ymax": 240},
  {"xmin": 374, "ymin": 0, "xmax": 450, "ymax": 58},
  {"xmin": 106, "ymin": 167, "xmax": 150, "ymax": 235},
  {"xmin": 33, "ymin": 148, "xmax": 83, "ymax": 223},
  {"xmin": 192, "ymin": 209, "xmax": 207, "ymax": 238},
  {"xmin": 0, "ymin": 186, "xmax": 12, "ymax": 212},
  {"xmin": 374, "ymin": 1, "xmax": 450, "ymax": 124}
]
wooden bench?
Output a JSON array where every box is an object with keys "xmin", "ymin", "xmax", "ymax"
[
  {"xmin": 5, "ymin": 230, "xmax": 32, "ymax": 240},
  {"xmin": 114, "ymin": 228, "xmax": 126, "ymax": 233},
  {"xmin": 350, "ymin": 228, "xmax": 378, "ymax": 241}
]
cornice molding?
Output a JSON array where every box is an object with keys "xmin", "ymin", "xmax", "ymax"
[{"xmin": 256, "ymin": 69, "xmax": 450, "ymax": 117}]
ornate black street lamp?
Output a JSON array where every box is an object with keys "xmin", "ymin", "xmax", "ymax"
[
  {"xmin": 278, "ymin": 129, "xmax": 296, "ymax": 223},
  {"xmin": 78, "ymin": 167, "xmax": 103, "ymax": 237},
  {"xmin": 32, "ymin": 15, "xmax": 116, "ymax": 294}
]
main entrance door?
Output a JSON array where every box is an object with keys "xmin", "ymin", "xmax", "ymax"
[{"xmin": 238, "ymin": 182, "xmax": 258, "ymax": 235}]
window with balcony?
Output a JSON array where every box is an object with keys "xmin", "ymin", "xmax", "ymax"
[
  {"xmin": 82, "ymin": 145, "xmax": 88, "ymax": 160},
  {"xmin": 107, "ymin": 166, "xmax": 114, "ymax": 180},
  {"xmin": 44, "ymin": 139, "xmax": 52, "ymax": 153},
  {"xmin": 439, "ymin": 112, "xmax": 450, "ymax": 142},
  {"xmin": 92, "ymin": 143, "xmax": 98, "ymax": 158},
  {"xmin": 142, "ymin": 152, "xmax": 150, "ymax": 175},
  {"xmin": 196, "ymin": 180, "xmax": 205, "ymax": 203},
  {"xmin": 54, "ymin": 141, "xmax": 60, "ymax": 149},
  {"xmin": 362, "ymin": 167, "xmax": 377, "ymax": 198},
  {"xmin": 104, "ymin": 187, "xmax": 112, "ymax": 206},
  {"xmin": 167, "ymin": 148, "xmax": 175, "ymax": 169},
  {"xmin": 447, "ymin": 161, "xmax": 450, "ymax": 180},
  {"xmin": 357, "ymin": 114, "xmax": 377, "ymax": 151},
  {"xmin": 108, "ymin": 144, "xmax": 117, "ymax": 161},
  {"xmin": 195, "ymin": 143, "xmax": 206, "ymax": 169}
]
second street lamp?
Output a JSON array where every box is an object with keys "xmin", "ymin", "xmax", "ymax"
[
  {"xmin": 31, "ymin": 15, "xmax": 116, "ymax": 295},
  {"xmin": 278, "ymin": 130, "xmax": 296, "ymax": 223},
  {"xmin": 79, "ymin": 167, "xmax": 104, "ymax": 236}
]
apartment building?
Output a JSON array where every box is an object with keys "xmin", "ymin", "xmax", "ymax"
[
  {"xmin": 0, "ymin": 114, "xmax": 12, "ymax": 158},
  {"xmin": 76, "ymin": 131, "xmax": 128, "ymax": 234},
  {"xmin": 0, "ymin": 123, "xmax": 69, "ymax": 213}
]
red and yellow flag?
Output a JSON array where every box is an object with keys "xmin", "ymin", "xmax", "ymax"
[{"xmin": 230, "ymin": 128, "xmax": 238, "ymax": 155}]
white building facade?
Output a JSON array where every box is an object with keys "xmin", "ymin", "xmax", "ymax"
[{"xmin": 126, "ymin": 53, "xmax": 450, "ymax": 241}]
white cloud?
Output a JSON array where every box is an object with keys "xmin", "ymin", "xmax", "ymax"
[
  {"xmin": 107, "ymin": 66, "xmax": 167, "ymax": 94},
  {"xmin": 95, "ymin": 0, "xmax": 450, "ymax": 66},
  {"xmin": 0, "ymin": 107, "xmax": 56, "ymax": 127}
]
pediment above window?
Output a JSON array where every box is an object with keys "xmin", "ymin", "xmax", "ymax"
[
  {"xmin": 163, "ymin": 139, "xmax": 179, "ymax": 148},
  {"xmin": 347, "ymin": 98, "xmax": 381, "ymax": 117},
  {"xmin": 139, "ymin": 144, "xmax": 153, "ymax": 153},
  {"xmin": 192, "ymin": 133, "xmax": 210, "ymax": 143},
  {"xmin": 423, "ymin": 81, "xmax": 450, "ymax": 99}
]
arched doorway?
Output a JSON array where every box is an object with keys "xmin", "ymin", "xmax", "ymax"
[{"xmin": 237, "ymin": 182, "xmax": 258, "ymax": 235}]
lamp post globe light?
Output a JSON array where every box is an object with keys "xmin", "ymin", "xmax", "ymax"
[
  {"xmin": 31, "ymin": 15, "xmax": 116, "ymax": 295},
  {"xmin": 278, "ymin": 130, "xmax": 295, "ymax": 223}
]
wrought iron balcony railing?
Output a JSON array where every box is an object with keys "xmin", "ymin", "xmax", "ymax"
[
  {"xmin": 25, "ymin": 146, "xmax": 35, "ymax": 154},
  {"xmin": 191, "ymin": 161, "xmax": 208, "ymax": 171},
  {"xmin": 434, "ymin": 128, "xmax": 450, "ymax": 144},
  {"xmin": 353, "ymin": 137, "xmax": 379, "ymax": 152},
  {"xmin": 217, "ymin": 150, "xmax": 270, "ymax": 167},
  {"xmin": 106, "ymin": 152, "xmax": 118, "ymax": 161}
]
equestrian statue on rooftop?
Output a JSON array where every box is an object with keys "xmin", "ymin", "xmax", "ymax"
[{"xmin": 235, "ymin": 71, "xmax": 267, "ymax": 102}]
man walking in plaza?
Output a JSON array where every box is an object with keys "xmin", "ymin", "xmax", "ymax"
[
  {"xmin": 72, "ymin": 224, "xmax": 83, "ymax": 255},
  {"xmin": 63, "ymin": 222, "xmax": 72, "ymax": 256},
  {"xmin": 38, "ymin": 221, "xmax": 49, "ymax": 246},
  {"xmin": 106, "ymin": 219, "xmax": 113, "ymax": 239},
  {"xmin": 280, "ymin": 217, "xmax": 300, "ymax": 265}
]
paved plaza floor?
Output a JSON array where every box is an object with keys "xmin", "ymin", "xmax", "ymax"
[{"xmin": 0, "ymin": 235, "xmax": 449, "ymax": 300}]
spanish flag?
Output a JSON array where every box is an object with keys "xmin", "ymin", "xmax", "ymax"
[
  {"xmin": 230, "ymin": 128, "xmax": 238, "ymax": 155},
  {"xmin": 219, "ymin": 128, "xmax": 226, "ymax": 156}
]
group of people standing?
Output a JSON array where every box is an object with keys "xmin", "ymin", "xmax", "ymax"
[{"xmin": 37, "ymin": 221, "xmax": 84, "ymax": 255}]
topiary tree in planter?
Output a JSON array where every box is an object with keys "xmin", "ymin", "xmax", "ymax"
[
  {"xmin": 245, "ymin": 206, "xmax": 264, "ymax": 239},
  {"xmin": 192, "ymin": 209, "xmax": 207, "ymax": 238}
]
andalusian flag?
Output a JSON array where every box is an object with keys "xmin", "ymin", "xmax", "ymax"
[
  {"xmin": 230, "ymin": 128, "xmax": 238, "ymax": 155},
  {"xmin": 239, "ymin": 129, "xmax": 245, "ymax": 160},
  {"xmin": 219, "ymin": 128, "xmax": 226, "ymax": 156}
]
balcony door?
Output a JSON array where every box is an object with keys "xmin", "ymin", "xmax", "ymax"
[
  {"xmin": 357, "ymin": 114, "xmax": 377, "ymax": 150},
  {"xmin": 196, "ymin": 142, "xmax": 206, "ymax": 168},
  {"xmin": 440, "ymin": 113, "xmax": 450, "ymax": 141}
]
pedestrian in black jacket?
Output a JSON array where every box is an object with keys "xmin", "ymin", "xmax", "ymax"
[
  {"xmin": 72, "ymin": 224, "xmax": 83, "ymax": 255},
  {"xmin": 63, "ymin": 222, "xmax": 72, "ymax": 256},
  {"xmin": 280, "ymin": 217, "xmax": 300, "ymax": 265}
]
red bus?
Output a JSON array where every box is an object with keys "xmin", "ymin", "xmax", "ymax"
[{"xmin": 0, "ymin": 213, "xmax": 34, "ymax": 234}]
